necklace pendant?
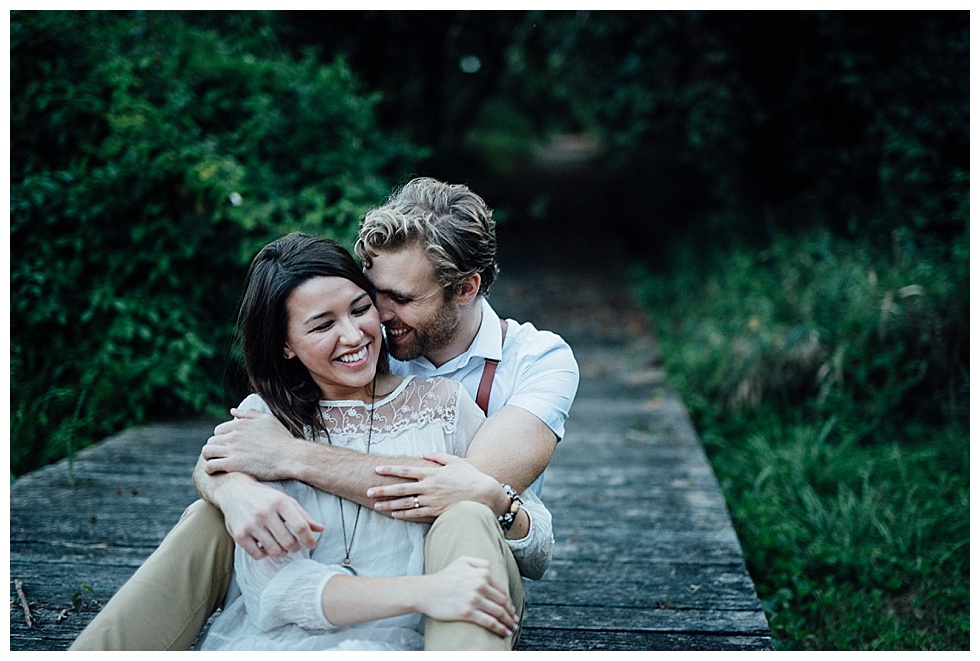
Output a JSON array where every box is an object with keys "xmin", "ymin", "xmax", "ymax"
[{"xmin": 341, "ymin": 560, "xmax": 357, "ymax": 576}]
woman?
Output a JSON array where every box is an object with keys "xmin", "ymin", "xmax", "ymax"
[{"xmin": 199, "ymin": 232, "xmax": 551, "ymax": 650}]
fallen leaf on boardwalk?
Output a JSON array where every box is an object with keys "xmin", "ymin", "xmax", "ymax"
[
  {"xmin": 626, "ymin": 429, "xmax": 658, "ymax": 443},
  {"xmin": 644, "ymin": 398, "xmax": 665, "ymax": 410},
  {"xmin": 621, "ymin": 369, "xmax": 663, "ymax": 386}
]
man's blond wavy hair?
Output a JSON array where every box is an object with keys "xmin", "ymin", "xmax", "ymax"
[{"xmin": 354, "ymin": 177, "xmax": 499, "ymax": 297}]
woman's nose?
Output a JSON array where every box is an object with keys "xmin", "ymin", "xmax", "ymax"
[{"xmin": 337, "ymin": 316, "xmax": 363, "ymax": 344}]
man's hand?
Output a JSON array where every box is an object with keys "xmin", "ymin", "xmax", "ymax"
[
  {"xmin": 214, "ymin": 473, "xmax": 324, "ymax": 560},
  {"xmin": 202, "ymin": 408, "xmax": 300, "ymax": 480},
  {"xmin": 368, "ymin": 452, "xmax": 504, "ymax": 520}
]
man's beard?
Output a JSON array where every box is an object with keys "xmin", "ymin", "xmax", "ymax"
[{"xmin": 388, "ymin": 296, "xmax": 461, "ymax": 362}]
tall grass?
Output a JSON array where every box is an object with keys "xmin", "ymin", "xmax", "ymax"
[{"xmin": 637, "ymin": 229, "xmax": 968, "ymax": 649}]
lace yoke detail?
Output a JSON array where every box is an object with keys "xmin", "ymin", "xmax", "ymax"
[{"xmin": 314, "ymin": 377, "xmax": 461, "ymax": 447}]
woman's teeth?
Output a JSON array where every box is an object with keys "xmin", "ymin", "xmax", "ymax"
[{"xmin": 338, "ymin": 347, "xmax": 368, "ymax": 363}]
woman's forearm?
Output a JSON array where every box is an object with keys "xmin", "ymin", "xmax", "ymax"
[
  {"xmin": 320, "ymin": 557, "xmax": 519, "ymax": 638},
  {"xmin": 320, "ymin": 573, "xmax": 421, "ymax": 626}
]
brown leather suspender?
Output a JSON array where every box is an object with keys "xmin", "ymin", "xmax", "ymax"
[{"xmin": 475, "ymin": 318, "xmax": 508, "ymax": 415}]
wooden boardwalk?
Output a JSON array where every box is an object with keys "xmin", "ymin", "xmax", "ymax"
[
  {"xmin": 8, "ymin": 232, "xmax": 772, "ymax": 651},
  {"xmin": 493, "ymin": 259, "xmax": 772, "ymax": 651}
]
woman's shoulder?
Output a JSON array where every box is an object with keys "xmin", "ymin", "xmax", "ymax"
[
  {"xmin": 385, "ymin": 375, "xmax": 465, "ymax": 415},
  {"xmin": 238, "ymin": 393, "xmax": 272, "ymax": 414},
  {"xmin": 408, "ymin": 375, "xmax": 465, "ymax": 398},
  {"xmin": 374, "ymin": 374, "xmax": 460, "ymax": 405}
]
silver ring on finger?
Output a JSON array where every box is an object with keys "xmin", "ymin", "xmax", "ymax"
[{"xmin": 413, "ymin": 495, "xmax": 421, "ymax": 509}]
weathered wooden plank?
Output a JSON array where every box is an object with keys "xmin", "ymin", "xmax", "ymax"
[
  {"xmin": 10, "ymin": 562, "xmax": 137, "ymax": 604},
  {"xmin": 9, "ymin": 421, "xmax": 212, "ymax": 650},
  {"xmin": 526, "ymin": 561, "xmax": 764, "ymax": 610},
  {"xmin": 11, "ymin": 630, "xmax": 80, "ymax": 653},
  {"xmin": 523, "ymin": 603, "xmax": 771, "ymax": 635},
  {"xmin": 10, "ymin": 577, "xmax": 114, "ymax": 650},
  {"xmin": 11, "ymin": 521, "xmax": 186, "ymax": 548},
  {"xmin": 517, "ymin": 628, "xmax": 773, "ymax": 651},
  {"xmin": 11, "ymin": 547, "xmax": 157, "ymax": 570}
]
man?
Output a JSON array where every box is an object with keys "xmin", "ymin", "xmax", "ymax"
[{"xmin": 70, "ymin": 177, "xmax": 579, "ymax": 650}]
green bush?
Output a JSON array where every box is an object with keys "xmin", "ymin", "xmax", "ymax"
[
  {"xmin": 10, "ymin": 10, "xmax": 421, "ymax": 477},
  {"xmin": 642, "ymin": 228, "xmax": 967, "ymax": 437},
  {"xmin": 637, "ymin": 230, "xmax": 968, "ymax": 649}
]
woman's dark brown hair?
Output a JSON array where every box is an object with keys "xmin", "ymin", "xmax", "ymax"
[{"xmin": 238, "ymin": 232, "xmax": 388, "ymax": 438}]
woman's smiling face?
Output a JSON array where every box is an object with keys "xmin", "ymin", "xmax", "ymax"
[{"xmin": 283, "ymin": 275, "xmax": 383, "ymax": 402}]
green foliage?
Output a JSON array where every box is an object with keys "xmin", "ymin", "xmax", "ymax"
[
  {"xmin": 714, "ymin": 420, "xmax": 968, "ymax": 649},
  {"xmin": 637, "ymin": 230, "xmax": 968, "ymax": 649},
  {"xmin": 71, "ymin": 582, "xmax": 102, "ymax": 614},
  {"xmin": 233, "ymin": 12, "xmax": 967, "ymax": 248},
  {"xmin": 500, "ymin": 11, "xmax": 968, "ymax": 248},
  {"xmin": 10, "ymin": 10, "xmax": 420, "ymax": 476},
  {"xmin": 641, "ymin": 228, "xmax": 967, "ymax": 437}
]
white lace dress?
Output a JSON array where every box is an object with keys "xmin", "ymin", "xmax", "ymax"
[{"xmin": 199, "ymin": 375, "xmax": 553, "ymax": 651}]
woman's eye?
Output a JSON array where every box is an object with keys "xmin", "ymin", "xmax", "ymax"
[
  {"xmin": 313, "ymin": 321, "xmax": 334, "ymax": 332},
  {"xmin": 353, "ymin": 305, "xmax": 372, "ymax": 316}
]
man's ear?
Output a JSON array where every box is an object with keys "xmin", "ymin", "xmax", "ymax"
[{"xmin": 454, "ymin": 273, "xmax": 482, "ymax": 306}]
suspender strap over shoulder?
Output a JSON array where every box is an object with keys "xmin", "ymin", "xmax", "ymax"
[{"xmin": 475, "ymin": 318, "xmax": 508, "ymax": 415}]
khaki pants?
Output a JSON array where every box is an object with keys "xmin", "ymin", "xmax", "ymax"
[
  {"xmin": 424, "ymin": 501, "xmax": 525, "ymax": 651},
  {"xmin": 69, "ymin": 499, "xmax": 234, "ymax": 650},
  {"xmin": 70, "ymin": 499, "xmax": 523, "ymax": 651}
]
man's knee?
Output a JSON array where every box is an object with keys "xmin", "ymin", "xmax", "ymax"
[
  {"xmin": 171, "ymin": 499, "xmax": 232, "ymax": 551},
  {"xmin": 423, "ymin": 501, "xmax": 524, "ymax": 651},
  {"xmin": 426, "ymin": 501, "xmax": 500, "ymax": 552},
  {"xmin": 425, "ymin": 501, "xmax": 504, "ymax": 572},
  {"xmin": 179, "ymin": 498, "xmax": 224, "ymax": 531}
]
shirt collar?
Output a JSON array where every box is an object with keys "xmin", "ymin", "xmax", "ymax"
[{"xmin": 469, "ymin": 297, "xmax": 504, "ymax": 362}]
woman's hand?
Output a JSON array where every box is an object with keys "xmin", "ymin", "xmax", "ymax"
[
  {"xmin": 320, "ymin": 556, "xmax": 518, "ymax": 637},
  {"xmin": 369, "ymin": 453, "xmax": 506, "ymax": 520},
  {"xmin": 417, "ymin": 556, "xmax": 519, "ymax": 638}
]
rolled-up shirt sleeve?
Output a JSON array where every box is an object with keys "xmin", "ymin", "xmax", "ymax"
[{"xmin": 505, "ymin": 488, "xmax": 554, "ymax": 580}]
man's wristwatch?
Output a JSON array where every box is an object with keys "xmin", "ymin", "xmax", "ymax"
[{"xmin": 497, "ymin": 484, "xmax": 523, "ymax": 533}]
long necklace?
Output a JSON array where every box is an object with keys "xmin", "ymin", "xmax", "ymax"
[{"xmin": 337, "ymin": 376, "xmax": 376, "ymax": 576}]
